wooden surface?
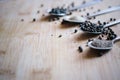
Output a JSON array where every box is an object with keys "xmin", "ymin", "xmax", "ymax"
[{"xmin": 0, "ymin": 0, "xmax": 120, "ymax": 80}]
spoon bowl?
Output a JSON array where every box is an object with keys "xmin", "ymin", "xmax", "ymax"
[
  {"xmin": 88, "ymin": 37, "xmax": 120, "ymax": 50},
  {"xmin": 47, "ymin": 9, "xmax": 68, "ymax": 16},
  {"xmin": 63, "ymin": 15, "xmax": 86, "ymax": 23}
]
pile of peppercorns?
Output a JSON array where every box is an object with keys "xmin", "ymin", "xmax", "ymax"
[
  {"xmin": 98, "ymin": 27, "xmax": 117, "ymax": 40},
  {"xmin": 80, "ymin": 21, "xmax": 104, "ymax": 33},
  {"xmin": 49, "ymin": 7, "xmax": 67, "ymax": 15}
]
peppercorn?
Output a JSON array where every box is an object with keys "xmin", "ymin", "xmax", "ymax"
[
  {"xmin": 97, "ymin": 9, "xmax": 101, "ymax": 12},
  {"xmin": 98, "ymin": 20, "xmax": 101, "ymax": 25},
  {"xmin": 113, "ymin": 18, "xmax": 116, "ymax": 21},
  {"xmin": 93, "ymin": 16, "xmax": 96, "ymax": 19},
  {"xmin": 32, "ymin": 18, "xmax": 36, "ymax": 22},
  {"xmin": 41, "ymin": 4, "xmax": 44, "ymax": 7},
  {"xmin": 82, "ymin": 1, "xmax": 86, "ymax": 4},
  {"xmin": 74, "ymin": 29, "xmax": 78, "ymax": 33},
  {"xmin": 58, "ymin": 35, "xmax": 62, "ymax": 38},
  {"xmin": 86, "ymin": 13, "xmax": 89, "ymax": 16},
  {"xmin": 21, "ymin": 19, "xmax": 24, "ymax": 22},
  {"xmin": 103, "ymin": 22, "xmax": 106, "ymax": 25},
  {"xmin": 37, "ymin": 11, "xmax": 40, "ymax": 14},
  {"xmin": 108, "ymin": 6, "xmax": 111, "ymax": 8},
  {"xmin": 110, "ymin": 18, "xmax": 113, "ymax": 21},
  {"xmin": 78, "ymin": 46, "xmax": 83, "ymax": 53}
]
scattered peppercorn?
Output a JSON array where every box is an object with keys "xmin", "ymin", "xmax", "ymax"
[
  {"xmin": 51, "ymin": 34, "xmax": 53, "ymax": 36},
  {"xmin": 97, "ymin": 9, "xmax": 101, "ymax": 12},
  {"xmin": 58, "ymin": 35, "xmax": 62, "ymax": 38},
  {"xmin": 82, "ymin": 1, "xmax": 86, "ymax": 4},
  {"xmin": 42, "ymin": 14, "xmax": 45, "ymax": 16},
  {"xmin": 108, "ymin": 6, "xmax": 111, "ymax": 8},
  {"xmin": 74, "ymin": 29, "xmax": 78, "ymax": 33},
  {"xmin": 41, "ymin": 4, "xmax": 44, "ymax": 7},
  {"xmin": 32, "ymin": 18, "xmax": 36, "ymax": 22},
  {"xmin": 110, "ymin": 18, "xmax": 113, "ymax": 21},
  {"xmin": 21, "ymin": 19, "xmax": 24, "ymax": 22},
  {"xmin": 93, "ymin": 16, "xmax": 96, "ymax": 19},
  {"xmin": 86, "ymin": 13, "xmax": 89, "ymax": 16},
  {"xmin": 81, "ymin": 15, "xmax": 84, "ymax": 17},
  {"xmin": 103, "ymin": 22, "xmax": 106, "ymax": 25},
  {"xmin": 37, "ymin": 11, "xmax": 40, "ymax": 14},
  {"xmin": 78, "ymin": 46, "xmax": 83, "ymax": 53},
  {"xmin": 113, "ymin": 18, "xmax": 116, "ymax": 21}
]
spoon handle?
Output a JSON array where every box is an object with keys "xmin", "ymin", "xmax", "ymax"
[
  {"xmin": 113, "ymin": 37, "xmax": 120, "ymax": 43},
  {"xmin": 88, "ymin": 6, "xmax": 120, "ymax": 17},
  {"xmin": 104, "ymin": 19, "xmax": 120, "ymax": 28},
  {"xmin": 69, "ymin": 0, "xmax": 101, "ymax": 11}
]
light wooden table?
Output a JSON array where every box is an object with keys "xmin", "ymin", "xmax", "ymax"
[{"xmin": 0, "ymin": 0, "xmax": 120, "ymax": 80}]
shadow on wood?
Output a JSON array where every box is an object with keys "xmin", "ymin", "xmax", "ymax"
[
  {"xmin": 83, "ymin": 48, "xmax": 110, "ymax": 59},
  {"xmin": 40, "ymin": 15, "xmax": 60, "ymax": 22},
  {"xmin": 74, "ymin": 32, "xmax": 98, "ymax": 41}
]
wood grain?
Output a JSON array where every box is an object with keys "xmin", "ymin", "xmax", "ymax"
[{"xmin": 0, "ymin": 0, "xmax": 120, "ymax": 80}]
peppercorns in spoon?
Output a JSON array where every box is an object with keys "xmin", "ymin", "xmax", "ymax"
[{"xmin": 80, "ymin": 19, "xmax": 120, "ymax": 34}]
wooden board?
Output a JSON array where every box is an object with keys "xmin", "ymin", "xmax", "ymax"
[{"xmin": 0, "ymin": 0, "xmax": 120, "ymax": 80}]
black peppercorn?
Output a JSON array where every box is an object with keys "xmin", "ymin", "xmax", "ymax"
[
  {"xmin": 21, "ymin": 19, "xmax": 24, "ymax": 22},
  {"xmin": 98, "ymin": 20, "xmax": 101, "ymax": 25},
  {"xmin": 103, "ymin": 22, "xmax": 106, "ymax": 25},
  {"xmin": 82, "ymin": 1, "xmax": 86, "ymax": 4},
  {"xmin": 97, "ymin": 9, "xmax": 101, "ymax": 12},
  {"xmin": 33, "ymin": 18, "xmax": 36, "ymax": 22},
  {"xmin": 86, "ymin": 13, "xmax": 89, "ymax": 16},
  {"xmin": 58, "ymin": 35, "xmax": 62, "ymax": 38},
  {"xmin": 78, "ymin": 46, "xmax": 83, "ymax": 53},
  {"xmin": 37, "ymin": 11, "xmax": 40, "ymax": 14},
  {"xmin": 108, "ymin": 6, "xmax": 111, "ymax": 8},
  {"xmin": 74, "ymin": 29, "xmax": 78, "ymax": 33},
  {"xmin": 110, "ymin": 18, "xmax": 113, "ymax": 21},
  {"xmin": 93, "ymin": 16, "xmax": 96, "ymax": 19},
  {"xmin": 113, "ymin": 18, "xmax": 116, "ymax": 21},
  {"xmin": 41, "ymin": 4, "xmax": 44, "ymax": 7}
]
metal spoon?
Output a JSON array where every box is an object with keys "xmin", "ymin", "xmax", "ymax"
[
  {"xmin": 80, "ymin": 19, "xmax": 120, "ymax": 34},
  {"xmin": 63, "ymin": 6, "xmax": 120, "ymax": 23},
  {"xmin": 47, "ymin": 0, "xmax": 102, "ymax": 16},
  {"xmin": 87, "ymin": 37, "xmax": 120, "ymax": 50}
]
